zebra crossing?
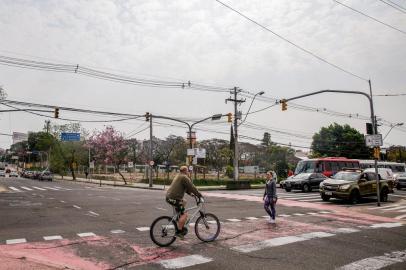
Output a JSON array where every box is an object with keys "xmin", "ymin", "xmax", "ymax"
[
  {"xmin": 6, "ymin": 185, "xmax": 73, "ymax": 193},
  {"xmin": 368, "ymin": 203, "xmax": 406, "ymax": 220}
]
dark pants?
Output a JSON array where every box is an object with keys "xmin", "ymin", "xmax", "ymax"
[{"xmin": 264, "ymin": 196, "xmax": 276, "ymax": 220}]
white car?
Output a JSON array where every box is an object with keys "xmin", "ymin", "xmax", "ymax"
[
  {"xmin": 9, "ymin": 171, "xmax": 19, "ymax": 177},
  {"xmin": 363, "ymin": 168, "xmax": 394, "ymax": 180}
]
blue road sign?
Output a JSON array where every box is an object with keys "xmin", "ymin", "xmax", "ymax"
[{"xmin": 61, "ymin": 132, "xmax": 80, "ymax": 141}]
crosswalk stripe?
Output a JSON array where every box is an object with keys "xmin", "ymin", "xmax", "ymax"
[
  {"xmin": 299, "ymin": 198, "xmax": 322, "ymax": 202},
  {"xmin": 43, "ymin": 235, "xmax": 63, "ymax": 241},
  {"xmin": 21, "ymin": 186, "xmax": 33, "ymax": 191},
  {"xmin": 136, "ymin": 227, "xmax": 150, "ymax": 231},
  {"xmin": 159, "ymin": 255, "xmax": 213, "ymax": 269},
  {"xmin": 32, "ymin": 186, "xmax": 46, "ymax": 191},
  {"xmin": 77, "ymin": 232, "xmax": 96, "ymax": 237},
  {"xmin": 337, "ymin": 249, "xmax": 406, "ymax": 270},
  {"xmin": 368, "ymin": 204, "xmax": 399, "ymax": 210},
  {"xmin": 381, "ymin": 206, "xmax": 406, "ymax": 211},
  {"xmin": 245, "ymin": 217, "xmax": 258, "ymax": 220},
  {"xmin": 395, "ymin": 214, "xmax": 406, "ymax": 219},
  {"xmin": 370, "ymin": 223, "xmax": 402, "ymax": 228},
  {"xmin": 111, "ymin": 230, "xmax": 125, "ymax": 234},
  {"xmin": 9, "ymin": 186, "xmax": 21, "ymax": 192},
  {"xmin": 227, "ymin": 218, "xmax": 242, "ymax": 222},
  {"xmin": 6, "ymin": 238, "xmax": 26, "ymax": 245},
  {"xmin": 279, "ymin": 194, "xmax": 320, "ymax": 199},
  {"xmin": 44, "ymin": 187, "xmax": 59, "ymax": 190}
]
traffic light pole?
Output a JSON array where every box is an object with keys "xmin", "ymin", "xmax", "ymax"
[
  {"xmin": 149, "ymin": 114, "xmax": 153, "ymax": 188},
  {"xmin": 283, "ymin": 86, "xmax": 381, "ymax": 206}
]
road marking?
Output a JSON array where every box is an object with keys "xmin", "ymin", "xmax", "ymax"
[
  {"xmin": 43, "ymin": 235, "xmax": 63, "ymax": 241},
  {"xmin": 368, "ymin": 204, "xmax": 399, "ymax": 210},
  {"xmin": 394, "ymin": 214, "xmax": 406, "ymax": 219},
  {"xmin": 32, "ymin": 186, "xmax": 46, "ymax": 191},
  {"xmin": 245, "ymin": 217, "xmax": 259, "ymax": 220},
  {"xmin": 159, "ymin": 254, "xmax": 213, "ymax": 269},
  {"xmin": 333, "ymin": 228, "xmax": 361, "ymax": 234},
  {"xmin": 262, "ymin": 215, "xmax": 269, "ymax": 218},
  {"xmin": 278, "ymin": 214, "xmax": 291, "ymax": 217},
  {"xmin": 111, "ymin": 230, "xmax": 125, "ymax": 234},
  {"xmin": 60, "ymin": 200, "xmax": 65, "ymax": 203},
  {"xmin": 136, "ymin": 227, "xmax": 150, "ymax": 231},
  {"xmin": 232, "ymin": 231, "xmax": 336, "ymax": 253},
  {"xmin": 319, "ymin": 211, "xmax": 332, "ymax": 214},
  {"xmin": 381, "ymin": 206, "xmax": 406, "ymax": 211},
  {"xmin": 156, "ymin": 207, "xmax": 167, "ymax": 211},
  {"xmin": 77, "ymin": 232, "xmax": 96, "ymax": 237},
  {"xmin": 226, "ymin": 218, "xmax": 242, "ymax": 222},
  {"xmin": 6, "ymin": 238, "xmax": 27, "ymax": 245},
  {"xmin": 292, "ymin": 213, "xmax": 305, "ymax": 216},
  {"xmin": 299, "ymin": 198, "xmax": 322, "ymax": 202},
  {"xmin": 307, "ymin": 212, "xmax": 319, "ymax": 215},
  {"xmin": 73, "ymin": 205, "xmax": 81, "ymax": 209},
  {"xmin": 370, "ymin": 222, "xmax": 403, "ymax": 228},
  {"xmin": 88, "ymin": 211, "xmax": 99, "ymax": 216},
  {"xmin": 21, "ymin": 186, "xmax": 33, "ymax": 191},
  {"xmin": 9, "ymin": 186, "xmax": 21, "ymax": 192},
  {"xmin": 337, "ymin": 249, "xmax": 406, "ymax": 270},
  {"xmin": 44, "ymin": 187, "xmax": 59, "ymax": 191}
]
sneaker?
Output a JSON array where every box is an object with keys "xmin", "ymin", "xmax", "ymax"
[
  {"xmin": 269, "ymin": 219, "xmax": 275, "ymax": 224},
  {"xmin": 175, "ymin": 227, "xmax": 188, "ymax": 239}
]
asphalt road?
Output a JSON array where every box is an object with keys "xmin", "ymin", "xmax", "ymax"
[{"xmin": 1, "ymin": 176, "xmax": 405, "ymax": 270}]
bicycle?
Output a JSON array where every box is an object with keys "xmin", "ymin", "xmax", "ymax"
[{"xmin": 150, "ymin": 196, "xmax": 220, "ymax": 247}]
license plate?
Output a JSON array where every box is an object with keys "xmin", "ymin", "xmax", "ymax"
[{"xmin": 325, "ymin": 191, "xmax": 332, "ymax": 196}]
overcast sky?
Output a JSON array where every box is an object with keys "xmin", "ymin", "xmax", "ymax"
[{"xmin": 0, "ymin": 0, "xmax": 405, "ymax": 151}]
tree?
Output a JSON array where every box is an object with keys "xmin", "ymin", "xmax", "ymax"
[
  {"xmin": 200, "ymin": 139, "xmax": 231, "ymax": 180},
  {"xmin": 311, "ymin": 123, "xmax": 371, "ymax": 159},
  {"xmin": 87, "ymin": 126, "xmax": 129, "ymax": 184}
]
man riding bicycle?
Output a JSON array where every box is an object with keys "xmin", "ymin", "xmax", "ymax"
[{"xmin": 166, "ymin": 165, "xmax": 202, "ymax": 237}]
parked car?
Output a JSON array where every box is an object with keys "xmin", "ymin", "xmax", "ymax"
[
  {"xmin": 284, "ymin": 173, "xmax": 327, "ymax": 192},
  {"xmin": 39, "ymin": 171, "xmax": 53, "ymax": 181},
  {"xmin": 0, "ymin": 170, "xmax": 5, "ymax": 177},
  {"xmin": 9, "ymin": 171, "xmax": 19, "ymax": 177},
  {"xmin": 31, "ymin": 171, "xmax": 41, "ymax": 180},
  {"xmin": 396, "ymin": 172, "xmax": 406, "ymax": 190},
  {"xmin": 319, "ymin": 169, "xmax": 393, "ymax": 204}
]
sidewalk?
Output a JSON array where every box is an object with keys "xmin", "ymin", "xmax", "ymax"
[{"xmin": 55, "ymin": 176, "xmax": 265, "ymax": 191}]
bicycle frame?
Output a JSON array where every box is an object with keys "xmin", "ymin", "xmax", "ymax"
[{"xmin": 166, "ymin": 199, "xmax": 206, "ymax": 231}]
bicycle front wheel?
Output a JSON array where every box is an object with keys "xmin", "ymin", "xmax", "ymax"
[
  {"xmin": 195, "ymin": 213, "xmax": 220, "ymax": 242},
  {"xmin": 150, "ymin": 216, "xmax": 177, "ymax": 247}
]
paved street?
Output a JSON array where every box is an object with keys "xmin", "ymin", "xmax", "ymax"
[{"xmin": 1, "ymin": 176, "xmax": 406, "ymax": 269}]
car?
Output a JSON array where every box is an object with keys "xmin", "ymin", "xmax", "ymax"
[
  {"xmin": 0, "ymin": 170, "xmax": 5, "ymax": 177},
  {"xmin": 39, "ymin": 171, "xmax": 53, "ymax": 181},
  {"xmin": 319, "ymin": 170, "xmax": 392, "ymax": 204},
  {"xmin": 284, "ymin": 173, "xmax": 327, "ymax": 192},
  {"xmin": 396, "ymin": 172, "xmax": 406, "ymax": 190},
  {"xmin": 363, "ymin": 168, "xmax": 395, "ymax": 191},
  {"xmin": 279, "ymin": 179, "xmax": 286, "ymax": 188},
  {"xmin": 9, "ymin": 171, "xmax": 19, "ymax": 177}
]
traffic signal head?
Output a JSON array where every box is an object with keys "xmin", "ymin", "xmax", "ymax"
[
  {"xmin": 227, "ymin": 113, "xmax": 232, "ymax": 123},
  {"xmin": 366, "ymin": 123, "xmax": 373, "ymax": 135},
  {"xmin": 145, "ymin": 112, "xmax": 150, "ymax": 121},
  {"xmin": 54, "ymin": 107, "xmax": 59, "ymax": 118},
  {"xmin": 281, "ymin": 99, "xmax": 287, "ymax": 111},
  {"xmin": 374, "ymin": 147, "xmax": 380, "ymax": 159}
]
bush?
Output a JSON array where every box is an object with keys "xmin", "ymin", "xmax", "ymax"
[{"xmin": 225, "ymin": 165, "xmax": 234, "ymax": 178}]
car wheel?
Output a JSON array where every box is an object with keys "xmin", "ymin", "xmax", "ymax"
[
  {"xmin": 381, "ymin": 188, "xmax": 389, "ymax": 202},
  {"xmin": 321, "ymin": 194, "xmax": 331, "ymax": 201},
  {"xmin": 302, "ymin": 184, "xmax": 311, "ymax": 192},
  {"xmin": 349, "ymin": 190, "xmax": 360, "ymax": 205},
  {"xmin": 285, "ymin": 188, "xmax": 291, "ymax": 192}
]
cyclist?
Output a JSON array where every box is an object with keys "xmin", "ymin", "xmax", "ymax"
[{"xmin": 166, "ymin": 165, "xmax": 202, "ymax": 237}]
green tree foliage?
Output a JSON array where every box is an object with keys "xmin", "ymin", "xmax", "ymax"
[
  {"xmin": 199, "ymin": 139, "xmax": 232, "ymax": 179},
  {"xmin": 311, "ymin": 123, "xmax": 371, "ymax": 159}
]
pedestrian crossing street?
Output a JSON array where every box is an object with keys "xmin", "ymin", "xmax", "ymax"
[{"xmin": 6, "ymin": 185, "xmax": 73, "ymax": 192}]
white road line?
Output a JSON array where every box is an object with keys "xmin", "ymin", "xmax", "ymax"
[
  {"xmin": 77, "ymin": 232, "xmax": 96, "ymax": 237},
  {"xmin": 319, "ymin": 211, "xmax": 332, "ymax": 214},
  {"xmin": 88, "ymin": 211, "xmax": 99, "ymax": 216},
  {"xmin": 245, "ymin": 217, "xmax": 259, "ymax": 220},
  {"xmin": 9, "ymin": 186, "xmax": 21, "ymax": 192},
  {"xmin": 368, "ymin": 204, "xmax": 399, "ymax": 210},
  {"xmin": 111, "ymin": 230, "xmax": 125, "ymax": 234},
  {"xmin": 278, "ymin": 214, "xmax": 291, "ymax": 217},
  {"xmin": 370, "ymin": 223, "xmax": 403, "ymax": 228},
  {"xmin": 292, "ymin": 213, "xmax": 305, "ymax": 216},
  {"xmin": 136, "ymin": 227, "xmax": 150, "ymax": 231},
  {"xmin": 262, "ymin": 215, "xmax": 269, "ymax": 218},
  {"xmin": 333, "ymin": 228, "xmax": 361, "ymax": 234},
  {"xmin": 32, "ymin": 186, "xmax": 46, "ymax": 191},
  {"xmin": 60, "ymin": 200, "xmax": 65, "ymax": 203},
  {"xmin": 299, "ymin": 198, "xmax": 323, "ymax": 202},
  {"xmin": 395, "ymin": 214, "xmax": 406, "ymax": 219},
  {"xmin": 279, "ymin": 194, "xmax": 321, "ymax": 199},
  {"xmin": 307, "ymin": 212, "xmax": 319, "ymax": 215},
  {"xmin": 21, "ymin": 186, "xmax": 33, "ymax": 191},
  {"xmin": 44, "ymin": 187, "xmax": 59, "ymax": 191},
  {"xmin": 381, "ymin": 206, "xmax": 406, "ymax": 211},
  {"xmin": 156, "ymin": 207, "xmax": 167, "ymax": 211},
  {"xmin": 73, "ymin": 205, "xmax": 81, "ymax": 209},
  {"xmin": 6, "ymin": 238, "xmax": 27, "ymax": 245},
  {"xmin": 43, "ymin": 235, "xmax": 63, "ymax": 241},
  {"xmin": 226, "ymin": 218, "xmax": 242, "ymax": 222},
  {"xmin": 159, "ymin": 254, "xmax": 213, "ymax": 269},
  {"xmin": 337, "ymin": 249, "xmax": 406, "ymax": 270}
]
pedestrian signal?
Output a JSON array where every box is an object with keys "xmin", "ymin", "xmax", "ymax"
[
  {"xmin": 227, "ymin": 113, "xmax": 232, "ymax": 123},
  {"xmin": 281, "ymin": 99, "xmax": 287, "ymax": 111},
  {"xmin": 54, "ymin": 107, "xmax": 59, "ymax": 118}
]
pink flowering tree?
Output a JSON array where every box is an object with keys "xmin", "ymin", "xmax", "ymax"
[{"xmin": 87, "ymin": 126, "xmax": 129, "ymax": 184}]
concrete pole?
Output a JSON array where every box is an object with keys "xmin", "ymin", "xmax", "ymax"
[
  {"xmin": 149, "ymin": 114, "xmax": 153, "ymax": 187},
  {"xmin": 369, "ymin": 80, "xmax": 381, "ymax": 206},
  {"xmin": 233, "ymin": 87, "xmax": 239, "ymax": 181}
]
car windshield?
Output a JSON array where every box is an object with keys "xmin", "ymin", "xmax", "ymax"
[
  {"xmin": 293, "ymin": 173, "xmax": 312, "ymax": 179},
  {"xmin": 295, "ymin": 161, "xmax": 316, "ymax": 174},
  {"xmin": 332, "ymin": 172, "xmax": 360, "ymax": 181}
]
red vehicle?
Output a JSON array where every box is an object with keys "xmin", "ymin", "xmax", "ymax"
[{"xmin": 294, "ymin": 157, "xmax": 360, "ymax": 177}]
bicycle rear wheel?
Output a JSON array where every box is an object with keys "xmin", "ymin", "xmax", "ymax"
[
  {"xmin": 150, "ymin": 216, "xmax": 177, "ymax": 247},
  {"xmin": 195, "ymin": 213, "xmax": 220, "ymax": 242}
]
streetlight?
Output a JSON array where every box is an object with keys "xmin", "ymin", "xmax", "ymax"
[
  {"xmin": 383, "ymin": 123, "xmax": 403, "ymax": 141},
  {"xmin": 239, "ymin": 91, "xmax": 265, "ymax": 126}
]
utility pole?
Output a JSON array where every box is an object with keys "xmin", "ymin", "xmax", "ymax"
[
  {"xmin": 45, "ymin": 120, "xmax": 50, "ymax": 134},
  {"xmin": 369, "ymin": 80, "xmax": 381, "ymax": 206},
  {"xmin": 226, "ymin": 87, "xmax": 245, "ymax": 181},
  {"xmin": 149, "ymin": 114, "xmax": 153, "ymax": 188}
]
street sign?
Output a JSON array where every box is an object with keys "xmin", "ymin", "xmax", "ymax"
[
  {"xmin": 186, "ymin": 148, "xmax": 206, "ymax": 158},
  {"xmin": 187, "ymin": 149, "xmax": 195, "ymax": 156},
  {"xmin": 149, "ymin": 160, "xmax": 155, "ymax": 166},
  {"xmin": 188, "ymin": 165, "xmax": 193, "ymax": 172},
  {"xmin": 61, "ymin": 132, "xmax": 80, "ymax": 141},
  {"xmin": 128, "ymin": 161, "xmax": 134, "ymax": 168},
  {"xmin": 365, "ymin": 134, "xmax": 383, "ymax": 147},
  {"xmin": 89, "ymin": 161, "xmax": 95, "ymax": 169}
]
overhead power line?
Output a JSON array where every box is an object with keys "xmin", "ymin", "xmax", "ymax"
[
  {"xmin": 214, "ymin": 0, "xmax": 368, "ymax": 81},
  {"xmin": 377, "ymin": 0, "xmax": 406, "ymax": 14},
  {"xmin": 333, "ymin": 0, "xmax": 406, "ymax": 35},
  {"xmin": 374, "ymin": 93, "xmax": 406, "ymax": 96}
]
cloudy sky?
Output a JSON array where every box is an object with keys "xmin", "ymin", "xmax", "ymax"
[{"xmin": 0, "ymin": 0, "xmax": 405, "ymax": 151}]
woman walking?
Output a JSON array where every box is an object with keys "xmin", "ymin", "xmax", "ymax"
[{"xmin": 263, "ymin": 171, "xmax": 277, "ymax": 223}]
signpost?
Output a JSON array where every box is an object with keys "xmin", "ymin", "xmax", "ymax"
[
  {"xmin": 365, "ymin": 134, "xmax": 383, "ymax": 147},
  {"xmin": 61, "ymin": 132, "xmax": 80, "ymax": 141}
]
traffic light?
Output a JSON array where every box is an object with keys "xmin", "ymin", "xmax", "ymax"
[
  {"xmin": 366, "ymin": 123, "xmax": 373, "ymax": 135},
  {"xmin": 374, "ymin": 147, "xmax": 380, "ymax": 159},
  {"xmin": 54, "ymin": 107, "xmax": 59, "ymax": 118},
  {"xmin": 145, "ymin": 112, "xmax": 150, "ymax": 121},
  {"xmin": 227, "ymin": 113, "xmax": 232, "ymax": 123},
  {"xmin": 281, "ymin": 99, "xmax": 287, "ymax": 111}
]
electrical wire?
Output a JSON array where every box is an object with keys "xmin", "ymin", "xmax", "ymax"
[
  {"xmin": 333, "ymin": 0, "xmax": 406, "ymax": 35},
  {"xmin": 374, "ymin": 93, "xmax": 406, "ymax": 96},
  {"xmin": 214, "ymin": 0, "xmax": 368, "ymax": 81},
  {"xmin": 377, "ymin": 0, "xmax": 406, "ymax": 14}
]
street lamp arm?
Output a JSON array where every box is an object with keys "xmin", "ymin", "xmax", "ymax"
[{"xmin": 152, "ymin": 115, "xmax": 191, "ymax": 130}]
